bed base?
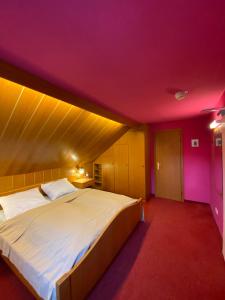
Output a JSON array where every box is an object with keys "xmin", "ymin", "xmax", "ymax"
[{"xmin": 1, "ymin": 199, "xmax": 143, "ymax": 300}]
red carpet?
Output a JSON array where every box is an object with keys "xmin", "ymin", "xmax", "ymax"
[
  {"xmin": 0, "ymin": 259, "xmax": 35, "ymax": 300},
  {"xmin": 88, "ymin": 198, "xmax": 225, "ymax": 300},
  {"xmin": 1, "ymin": 198, "xmax": 225, "ymax": 300}
]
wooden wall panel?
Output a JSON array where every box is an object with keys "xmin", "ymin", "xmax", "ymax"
[
  {"xmin": 43, "ymin": 169, "xmax": 52, "ymax": 182},
  {"xmin": 0, "ymin": 77, "xmax": 128, "ymax": 176},
  {"xmin": 52, "ymin": 168, "xmax": 62, "ymax": 180},
  {"xmin": 0, "ymin": 168, "xmax": 65, "ymax": 196},
  {"xmin": 25, "ymin": 173, "xmax": 35, "ymax": 186},
  {"xmin": 34, "ymin": 171, "xmax": 44, "ymax": 184},
  {"xmin": 0, "ymin": 176, "xmax": 13, "ymax": 193},
  {"xmin": 0, "ymin": 60, "xmax": 137, "ymax": 127},
  {"xmin": 13, "ymin": 174, "xmax": 25, "ymax": 189}
]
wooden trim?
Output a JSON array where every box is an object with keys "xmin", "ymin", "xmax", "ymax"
[{"xmin": 0, "ymin": 59, "xmax": 138, "ymax": 127}]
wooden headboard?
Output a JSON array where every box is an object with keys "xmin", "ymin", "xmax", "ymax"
[{"xmin": 0, "ymin": 168, "xmax": 66, "ymax": 196}]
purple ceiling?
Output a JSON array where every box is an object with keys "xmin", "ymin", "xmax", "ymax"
[{"xmin": 1, "ymin": 0, "xmax": 225, "ymax": 123}]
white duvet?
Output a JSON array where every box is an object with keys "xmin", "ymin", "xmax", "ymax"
[{"xmin": 0, "ymin": 188, "xmax": 137, "ymax": 300}]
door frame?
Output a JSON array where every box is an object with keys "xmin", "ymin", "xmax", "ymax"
[{"xmin": 154, "ymin": 128, "xmax": 184, "ymax": 201}]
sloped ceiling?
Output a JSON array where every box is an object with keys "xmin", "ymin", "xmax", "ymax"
[
  {"xmin": 0, "ymin": 1, "xmax": 225, "ymax": 123},
  {"xmin": 0, "ymin": 77, "xmax": 127, "ymax": 176}
]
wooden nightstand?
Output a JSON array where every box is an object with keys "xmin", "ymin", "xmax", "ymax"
[{"xmin": 69, "ymin": 177, "xmax": 95, "ymax": 189}]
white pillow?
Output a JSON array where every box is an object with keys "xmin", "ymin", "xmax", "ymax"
[
  {"xmin": 0, "ymin": 188, "xmax": 49, "ymax": 220},
  {"xmin": 41, "ymin": 178, "xmax": 77, "ymax": 200}
]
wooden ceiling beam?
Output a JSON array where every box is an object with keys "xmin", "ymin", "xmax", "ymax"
[{"xmin": 0, "ymin": 59, "xmax": 138, "ymax": 127}]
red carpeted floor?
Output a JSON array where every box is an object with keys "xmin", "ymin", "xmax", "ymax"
[{"xmin": 1, "ymin": 198, "xmax": 225, "ymax": 300}]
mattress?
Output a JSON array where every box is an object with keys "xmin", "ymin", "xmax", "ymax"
[{"xmin": 0, "ymin": 188, "xmax": 137, "ymax": 300}]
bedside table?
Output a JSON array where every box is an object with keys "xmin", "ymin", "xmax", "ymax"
[{"xmin": 69, "ymin": 177, "xmax": 95, "ymax": 189}]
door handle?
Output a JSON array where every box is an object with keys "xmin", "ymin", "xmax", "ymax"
[{"xmin": 156, "ymin": 162, "xmax": 160, "ymax": 171}]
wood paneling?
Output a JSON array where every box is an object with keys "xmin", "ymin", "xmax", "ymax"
[
  {"xmin": 102, "ymin": 164, "xmax": 115, "ymax": 192},
  {"xmin": 0, "ymin": 168, "xmax": 63, "ymax": 196},
  {"xmin": 114, "ymin": 144, "xmax": 129, "ymax": 195},
  {"xmin": 128, "ymin": 130, "xmax": 146, "ymax": 198},
  {"xmin": 13, "ymin": 174, "xmax": 25, "ymax": 189},
  {"xmin": 0, "ymin": 77, "xmax": 128, "ymax": 176},
  {"xmin": 94, "ymin": 127, "xmax": 149, "ymax": 199},
  {"xmin": 0, "ymin": 60, "xmax": 137, "ymax": 127},
  {"xmin": 25, "ymin": 173, "xmax": 35, "ymax": 186}
]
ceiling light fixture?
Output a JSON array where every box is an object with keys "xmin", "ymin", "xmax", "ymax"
[
  {"xmin": 71, "ymin": 153, "xmax": 78, "ymax": 161},
  {"xmin": 175, "ymin": 90, "xmax": 188, "ymax": 101},
  {"xmin": 209, "ymin": 120, "xmax": 221, "ymax": 129}
]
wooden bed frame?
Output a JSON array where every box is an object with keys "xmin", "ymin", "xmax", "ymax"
[{"xmin": 0, "ymin": 182, "xmax": 143, "ymax": 300}]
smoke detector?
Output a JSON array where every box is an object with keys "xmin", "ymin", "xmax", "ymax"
[{"xmin": 175, "ymin": 90, "xmax": 188, "ymax": 101}]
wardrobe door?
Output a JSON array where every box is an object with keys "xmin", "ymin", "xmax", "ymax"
[
  {"xmin": 102, "ymin": 163, "xmax": 115, "ymax": 192},
  {"xmin": 129, "ymin": 130, "xmax": 146, "ymax": 199},
  {"xmin": 114, "ymin": 144, "xmax": 129, "ymax": 195}
]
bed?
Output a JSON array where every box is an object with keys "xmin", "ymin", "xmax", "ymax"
[{"xmin": 0, "ymin": 182, "xmax": 143, "ymax": 300}]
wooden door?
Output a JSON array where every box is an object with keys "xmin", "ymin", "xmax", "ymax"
[
  {"xmin": 114, "ymin": 144, "xmax": 129, "ymax": 195},
  {"xmin": 155, "ymin": 129, "xmax": 183, "ymax": 201}
]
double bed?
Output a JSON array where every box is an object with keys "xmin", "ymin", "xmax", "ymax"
[{"xmin": 0, "ymin": 179, "xmax": 143, "ymax": 300}]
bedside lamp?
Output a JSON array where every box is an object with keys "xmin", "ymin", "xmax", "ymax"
[{"xmin": 78, "ymin": 167, "xmax": 85, "ymax": 177}]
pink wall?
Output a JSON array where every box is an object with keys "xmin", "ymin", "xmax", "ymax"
[
  {"xmin": 210, "ymin": 130, "xmax": 223, "ymax": 235},
  {"xmin": 150, "ymin": 115, "xmax": 212, "ymax": 203},
  {"xmin": 150, "ymin": 113, "xmax": 224, "ymax": 235},
  {"xmin": 209, "ymin": 95, "xmax": 225, "ymax": 235}
]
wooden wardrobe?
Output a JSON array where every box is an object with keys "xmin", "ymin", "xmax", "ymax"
[{"xmin": 93, "ymin": 127, "xmax": 150, "ymax": 199}]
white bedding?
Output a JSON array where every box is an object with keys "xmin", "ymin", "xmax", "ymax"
[
  {"xmin": 0, "ymin": 188, "xmax": 49, "ymax": 220},
  {"xmin": 0, "ymin": 210, "xmax": 5, "ymax": 224},
  {"xmin": 0, "ymin": 188, "xmax": 137, "ymax": 300},
  {"xmin": 41, "ymin": 178, "xmax": 78, "ymax": 200}
]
